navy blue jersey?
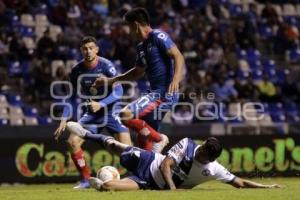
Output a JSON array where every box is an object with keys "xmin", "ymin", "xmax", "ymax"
[
  {"xmin": 135, "ymin": 29, "xmax": 175, "ymax": 94},
  {"xmin": 62, "ymin": 57, "xmax": 123, "ymax": 118}
]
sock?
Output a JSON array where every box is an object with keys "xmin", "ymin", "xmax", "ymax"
[
  {"xmin": 124, "ymin": 119, "xmax": 161, "ymax": 149},
  {"xmin": 71, "ymin": 149, "xmax": 90, "ymax": 180},
  {"xmin": 84, "ymin": 132, "xmax": 113, "ymax": 146}
]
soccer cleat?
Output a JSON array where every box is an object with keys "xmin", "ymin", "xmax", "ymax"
[
  {"xmin": 89, "ymin": 177, "xmax": 104, "ymax": 191},
  {"xmin": 152, "ymin": 134, "xmax": 169, "ymax": 153},
  {"xmin": 66, "ymin": 121, "xmax": 87, "ymax": 138},
  {"xmin": 73, "ymin": 180, "xmax": 90, "ymax": 189}
]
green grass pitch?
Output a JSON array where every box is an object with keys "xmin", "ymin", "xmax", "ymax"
[{"xmin": 0, "ymin": 178, "xmax": 299, "ymax": 200}]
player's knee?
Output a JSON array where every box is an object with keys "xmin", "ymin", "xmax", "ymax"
[
  {"xmin": 67, "ymin": 136, "xmax": 81, "ymax": 150},
  {"xmin": 119, "ymin": 108, "xmax": 134, "ymax": 124}
]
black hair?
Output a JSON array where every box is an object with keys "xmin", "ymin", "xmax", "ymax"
[
  {"xmin": 80, "ymin": 36, "xmax": 97, "ymax": 47},
  {"xmin": 204, "ymin": 137, "xmax": 223, "ymax": 160},
  {"xmin": 124, "ymin": 7, "xmax": 150, "ymax": 25}
]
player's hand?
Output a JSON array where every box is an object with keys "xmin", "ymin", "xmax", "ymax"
[
  {"xmin": 266, "ymin": 184, "xmax": 283, "ymax": 189},
  {"xmin": 88, "ymin": 99, "xmax": 102, "ymax": 113},
  {"xmin": 168, "ymin": 80, "xmax": 179, "ymax": 94},
  {"xmin": 54, "ymin": 120, "xmax": 67, "ymax": 140}
]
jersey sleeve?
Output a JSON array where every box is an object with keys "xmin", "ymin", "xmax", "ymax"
[
  {"xmin": 135, "ymin": 45, "xmax": 147, "ymax": 68},
  {"xmin": 167, "ymin": 138, "xmax": 189, "ymax": 165},
  {"xmin": 212, "ymin": 161, "xmax": 236, "ymax": 183},
  {"xmin": 154, "ymin": 31, "xmax": 175, "ymax": 53},
  {"xmin": 104, "ymin": 62, "xmax": 117, "ymax": 77}
]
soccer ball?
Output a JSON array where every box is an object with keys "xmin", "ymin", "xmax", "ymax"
[{"xmin": 96, "ymin": 166, "xmax": 120, "ymax": 182}]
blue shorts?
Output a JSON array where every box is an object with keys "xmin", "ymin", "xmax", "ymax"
[
  {"xmin": 78, "ymin": 109, "xmax": 128, "ymax": 135},
  {"xmin": 120, "ymin": 147, "xmax": 160, "ymax": 190},
  {"xmin": 127, "ymin": 92, "xmax": 178, "ymax": 130}
]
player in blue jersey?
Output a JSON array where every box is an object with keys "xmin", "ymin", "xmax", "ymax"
[
  {"xmin": 93, "ymin": 8, "xmax": 185, "ymax": 152},
  {"xmin": 65, "ymin": 122, "xmax": 281, "ymax": 191},
  {"xmin": 53, "ymin": 36, "xmax": 132, "ymax": 189}
]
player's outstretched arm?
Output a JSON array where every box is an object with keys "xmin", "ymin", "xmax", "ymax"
[
  {"xmin": 93, "ymin": 66, "xmax": 145, "ymax": 87},
  {"xmin": 167, "ymin": 46, "xmax": 185, "ymax": 94},
  {"xmin": 229, "ymin": 177, "xmax": 282, "ymax": 189},
  {"xmin": 159, "ymin": 157, "xmax": 177, "ymax": 190}
]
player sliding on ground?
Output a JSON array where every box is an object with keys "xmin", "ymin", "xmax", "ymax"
[
  {"xmin": 92, "ymin": 7, "xmax": 185, "ymax": 153},
  {"xmin": 67, "ymin": 122, "xmax": 282, "ymax": 191}
]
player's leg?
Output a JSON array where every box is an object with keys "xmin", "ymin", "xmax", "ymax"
[
  {"xmin": 90, "ymin": 177, "xmax": 140, "ymax": 191},
  {"xmin": 65, "ymin": 115, "xmax": 99, "ymax": 189},
  {"xmin": 119, "ymin": 94, "xmax": 164, "ymax": 150},
  {"xmin": 66, "ymin": 120, "xmax": 131, "ymax": 156}
]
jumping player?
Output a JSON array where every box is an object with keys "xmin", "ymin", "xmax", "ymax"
[
  {"xmin": 53, "ymin": 36, "xmax": 132, "ymax": 189},
  {"xmin": 93, "ymin": 7, "xmax": 185, "ymax": 152},
  {"xmin": 66, "ymin": 122, "xmax": 282, "ymax": 191}
]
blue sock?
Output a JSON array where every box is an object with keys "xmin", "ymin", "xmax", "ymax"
[{"xmin": 84, "ymin": 132, "xmax": 113, "ymax": 146}]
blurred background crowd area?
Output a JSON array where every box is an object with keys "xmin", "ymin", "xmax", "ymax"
[{"xmin": 0, "ymin": 0, "xmax": 300, "ymax": 126}]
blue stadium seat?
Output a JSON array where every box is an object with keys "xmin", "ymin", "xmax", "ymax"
[
  {"xmin": 262, "ymin": 59, "xmax": 276, "ymax": 70},
  {"xmin": 276, "ymin": 69, "xmax": 290, "ymax": 83},
  {"xmin": 246, "ymin": 49, "xmax": 261, "ymax": 62},
  {"xmin": 271, "ymin": 112, "xmax": 286, "ymax": 122},
  {"xmin": 269, "ymin": 102, "xmax": 284, "ymax": 113},
  {"xmin": 285, "ymin": 101, "xmax": 297, "ymax": 112},
  {"xmin": 38, "ymin": 116, "xmax": 53, "ymax": 125},
  {"xmin": 19, "ymin": 26, "xmax": 35, "ymax": 37},
  {"xmin": 252, "ymin": 69, "xmax": 263, "ymax": 81},
  {"xmin": 259, "ymin": 25, "xmax": 273, "ymax": 39},
  {"xmin": 229, "ymin": 4, "xmax": 243, "ymax": 17},
  {"xmin": 236, "ymin": 49, "xmax": 247, "ymax": 59},
  {"xmin": 23, "ymin": 106, "xmax": 38, "ymax": 117},
  {"xmin": 288, "ymin": 48, "xmax": 300, "ymax": 62},
  {"xmin": 0, "ymin": 119, "xmax": 8, "ymax": 126},
  {"xmin": 6, "ymin": 94, "xmax": 22, "ymax": 106},
  {"xmin": 249, "ymin": 60, "xmax": 261, "ymax": 70}
]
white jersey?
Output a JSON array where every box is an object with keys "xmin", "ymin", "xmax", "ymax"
[{"xmin": 150, "ymin": 138, "xmax": 235, "ymax": 189}]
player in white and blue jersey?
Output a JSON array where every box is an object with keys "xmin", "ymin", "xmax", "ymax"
[
  {"xmin": 93, "ymin": 8, "xmax": 185, "ymax": 152},
  {"xmin": 66, "ymin": 122, "xmax": 281, "ymax": 191},
  {"xmin": 53, "ymin": 36, "xmax": 131, "ymax": 189}
]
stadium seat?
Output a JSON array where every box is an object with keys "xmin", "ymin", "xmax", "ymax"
[
  {"xmin": 21, "ymin": 14, "xmax": 35, "ymax": 27},
  {"xmin": 283, "ymin": 4, "xmax": 296, "ymax": 16},
  {"xmin": 296, "ymin": 5, "xmax": 300, "ymax": 17},
  {"xmin": 0, "ymin": 95, "xmax": 9, "ymax": 108},
  {"xmin": 23, "ymin": 106, "xmax": 38, "ymax": 117},
  {"xmin": 252, "ymin": 69, "xmax": 263, "ymax": 81},
  {"xmin": 38, "ymin": 116, "xmax": 53, "ymax": 125},
  {"xmin": 49, "ymin": 25, "xmax": 62, "ymax": 41},
  {"xmin": 9, "ymin": 106, "xmax": 24, "ymax": 118},
  {"xmin": 259, "ymin": 25, "xmax": 273, "ymax": 39},
  {"xmin": 276, "ymin": 69, "xmax": 290, "ymax": 83},
  {"xmin": 0, "ymin": 107, "xmax": 9, "ymax": 119},
  {"xmin": 269, "ymin": 102, "xmax": 284, "ymax": 113},
  {"xmin": 285, "ymin": 101, "xmax": 297, "ymax": 112},
  {"xmin": 35, "ymin": 25, "xmax": 48, "ymax": 40},
  {"xmin": 6, "ymin": 94, "xmax": 22, "ymax": 106},
  {"xmin": 9, "ymin": 117, "xmax": 24, "ymax": 126},
  {"xmin": 246, "ymin": 49, "xmax": 261, "ymax": 63},
  {"xmin": 273, "ymin": 4, "xmax": 283, "ymax": 16},
  {"xmin": 236, "ymin": 49, "xmax": 247, "ymax": 59},
  {"xmin": 22, "ymin": 37, "xmax": 36, "ymax": 50},
  {"xmin": 271, "ymin": 112, "xmax": 286, "ymax": 122},
  {"xmin": 24, "ymin": 117, "xmax": 39, "ymax": 125},
  {"xmin": 288, "ymin": 48, "xmax": 300, "ymax": 63},
  {"xmin": 229, "ymin": 4, "xmax": 243, "ymax": 17},
  {"xmin": 20, "ymin": 26, "xmax": 35, "ymax": 37},
  {"xmin": 0, "ymin": 119, "xmax": 8, "ymax": 125},
  {"xmin": 8, "ymin": 61, "xmax": 22, "ymax": 76},
  {"xmin": 51, "ymin": 60, "xmax": 65, "ymax": 77},
  {"xmin": 238, "ymin": 59, "xmax": 250, "ymax": 72},
  {"xmin": 35, "ymin": 14, "xmax": 49, "ymax": 27},
  {"xmin": 256, "ymin": 3, "xmax": 264, "ymax": 16},
  {"xmin": 262, "ymin": 59, "xmax": 276, "ymax": 70},
  {"xmin": 66, "ymin": 60, "xmax": 77, "ymax": 73}
]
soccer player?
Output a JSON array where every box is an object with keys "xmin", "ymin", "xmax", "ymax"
[
  {"xmin": 67, "ymin": 122, "xmax": 282, "ymax": 191},
  {"xmin": 53, "ymin": 36, "xmax": 132, "ymax": 189},
  {"xmin": 92, "ymin": 7, "xmax": 185, "ymax": 152}
]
